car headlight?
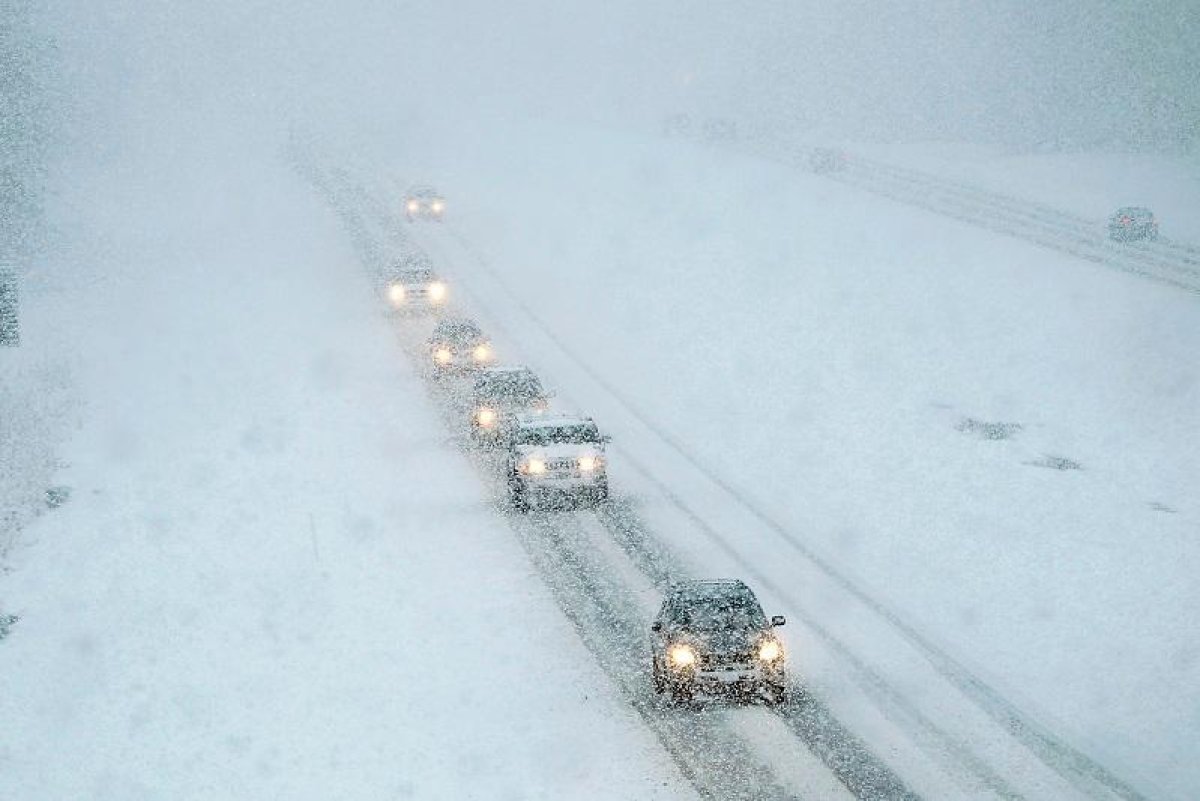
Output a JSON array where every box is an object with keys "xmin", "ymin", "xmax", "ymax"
[
  {"xmin": 431, "ymin": 200, "xmax": 445, "ymax": 212},
  {"xmin": 433, "ymin": 347, "xmax": 452, "ymax": 364},
  {"xmin": 388, "ymin": 283, "xmax": 406, "ymax": 304},
  {"xmin": 472, "ymin": 343, "xmax": 492, "ymax": 362},
  {"xmin": 406, "ymin": 200, "xmax": 419, "ymax": 212},
  {"xmin": 476, "ymin": 407, "xmax": 497, "ymax": 427},
  {"xmin": 668, "ymin": 644, "xmax": 697, "ymax": 669},
  {"xmin": 577, "ymin": 455, "xmax": 603, "ymax": 472},
  {"xmin": 428, "ymin": 281, "xmax": 447, "ymax": 302},
  {"xmin": 758, "ymin": 639, "xmax": 783, "ymax": 662},
  {"xmin": 522, "ymin": 458, "xmax": 546, "ymax": 475}
]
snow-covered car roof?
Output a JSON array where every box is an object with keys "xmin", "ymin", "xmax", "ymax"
[
  {"xmin": 407, "ymin": 185, "xmax": 440, "ymax": 198},
  {"xmin": 392, "ymin": 267, "xmax": 437, "ymax": 283},
  {"xmin": 389, "ymin": 251, "xmax": 433, "ymax": 271},
  {"xmin": 511, "ymin": 413, "xmax": 602, "ymax": 446},
  {"xmin": 473, "ymin": 366, "xmax": 544, "ymax": 396},
  {"xmin": 667, "ymin": 579, "xmax": 754, "ymax": 602},
  {"xmin": 1112, "ymin": 206, "xmax": 1154, "ymax": 218},
  {"xmin": 513, "ymin": 411, "xmax": 592, "ymax": 429},
  {"xmin": 430, "ymin": 318, "xmax": 483, "ymax": 343}
]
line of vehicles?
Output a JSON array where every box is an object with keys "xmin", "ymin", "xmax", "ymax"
[{"xmin": 384, "ymin": 186, "xmax": 790, "ymax": 706}]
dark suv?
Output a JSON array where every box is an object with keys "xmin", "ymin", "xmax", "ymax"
[{"xmin": 651, "ymin": 579, "xmax": 787, "ymax": 705}]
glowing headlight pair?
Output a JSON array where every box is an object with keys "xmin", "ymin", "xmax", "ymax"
[
  {"xmin": 476, "ymin": 407, "xmax": 498, "ymax": 427},
  {"xmin": 667, "ymin": 640, "xmax": 780, "ymax": 669}
]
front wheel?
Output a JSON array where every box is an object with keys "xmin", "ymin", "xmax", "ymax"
[
  {"xmin": 669, "ymin": 680, "xmax": 694, "ymax": 705},
  {"xmin": 764, "ymin": 682, "xmax": 787, "ymax": 707},
  {"xmin": 652, "ymin": 660, "xmax": 666, "ymax": 695},
  {"xmin": 508, "ymin": 476, "xmax": 530, "ymax": 513}
]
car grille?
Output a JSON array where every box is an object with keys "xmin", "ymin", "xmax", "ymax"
[{"xmin": 700, "ymin": 650, "xmax": 754, "ymax": 669}]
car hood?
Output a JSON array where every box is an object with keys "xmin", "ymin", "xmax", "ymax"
[
  {"xmin": 514, "ymin": 443, "xmax": 603, "ymax": 461},
  {"xmin": 680, "ymin": 627, "xmax": 765, "ymax": 656},
  {"xmin": 477, "ymin": 396, "xmax": 545, "ymax": 412},
  {"xmin": 432, "ymin": 338, "xmax": 484, "ymax": 351}
]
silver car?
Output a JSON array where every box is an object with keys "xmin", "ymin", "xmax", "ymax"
[
  {"xmin": 382, "ymin": 253, "xmax": 448, "ymax": 313},
  {"xmin": 506, "ymin": 413, "xmax": 610, "ymax": 511}
]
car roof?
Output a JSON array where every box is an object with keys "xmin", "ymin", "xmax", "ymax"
[
  {"xmin": 408, "ymin": 184, "xmax": 439, "ymax": 196},
  {"xmin": 390, "ymin": 252, "xmax": 434, "ymax": 270},
  {"xmin": 478, "ymin": 365, "xmax": 535, "ymax": 377},
  {"xmin": 474, "ymin": 366, "xmax": 540, "ymax": 385},
  {"xmin": 1115, "ymin": 206, "xmax": 1153, "ymax": 214},
  {"xmin": 514, "ymin": 411, "xmax": 593, "ymax": 429},
  {"xmin": 667, "ymin": 579, "xmax": 754, "ymax": 601},
  {"xmin": 394, "ymin": 267, "xmax": 436, "ymax": 280},
  {"xmin": 431, "ymin": 318, "xmax": 482, "ymax": 336}
]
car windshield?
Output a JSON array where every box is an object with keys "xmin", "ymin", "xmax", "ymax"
[
  {"xmin": 432, "ymin": 321, "xmax": 482, "ymax": 344},
  {"xmin": 475, "ymin": 372, "xmax": 543, "ymax": 402},
  {"xmin": 395, "ymin": 268, "xmax": 434, "ymax": 283},
  {"xmin": 674, "ymin": 595, "xmax": 766, "ymax": 631},
  {"xmin": 514, "ymin": 422, "xmax": 600, "ymax": 446}
]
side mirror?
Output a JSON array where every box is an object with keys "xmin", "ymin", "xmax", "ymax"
[
  {"xmin": 601, "ymin": 435, "xmax": 613, "ymax": 443},
  {"xmin": 770, "ymin": 615, "xmax": 786, "ymax": 627},
  {"xmin": 651, "ymin": 621, "xmax": 663, "ymax": 632}
]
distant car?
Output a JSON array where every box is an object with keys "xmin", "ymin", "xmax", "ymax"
[
  {"xmin": 427, "ymin": 318, "xmax": 493, "ymax": 374},
  {"xmin": 808, "ymin": 147, "xmax": 848, "ymax": 174},
  {"xmin": 382, "ymin": 252, "xmax": 447, "ymax": 312},
  {"xmin": 506, "ymin": 413, "xmax": 610, "ymax": 512},
  {"xmin": 651, "ymin": 579, "xmax": 787, "ymax": 705},
  {"xmin": 405, "ymin": 185, "xmax": 446, "ymax": 222},
  {"xmin": 468, "ymin": 366, "xmax": 549, "ymax": 445},
  {"xmin": 1108, "ymin": 207, "xmax": 1158, "ymax": 241}
]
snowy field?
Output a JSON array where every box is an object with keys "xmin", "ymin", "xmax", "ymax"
[
  {"xmin": 0, "ymin": 132, "xmax": 695, "ymax": 801},
  {"xmin": 365, "ymin": 117, "xmax": 1199, "ymax": 799}
]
